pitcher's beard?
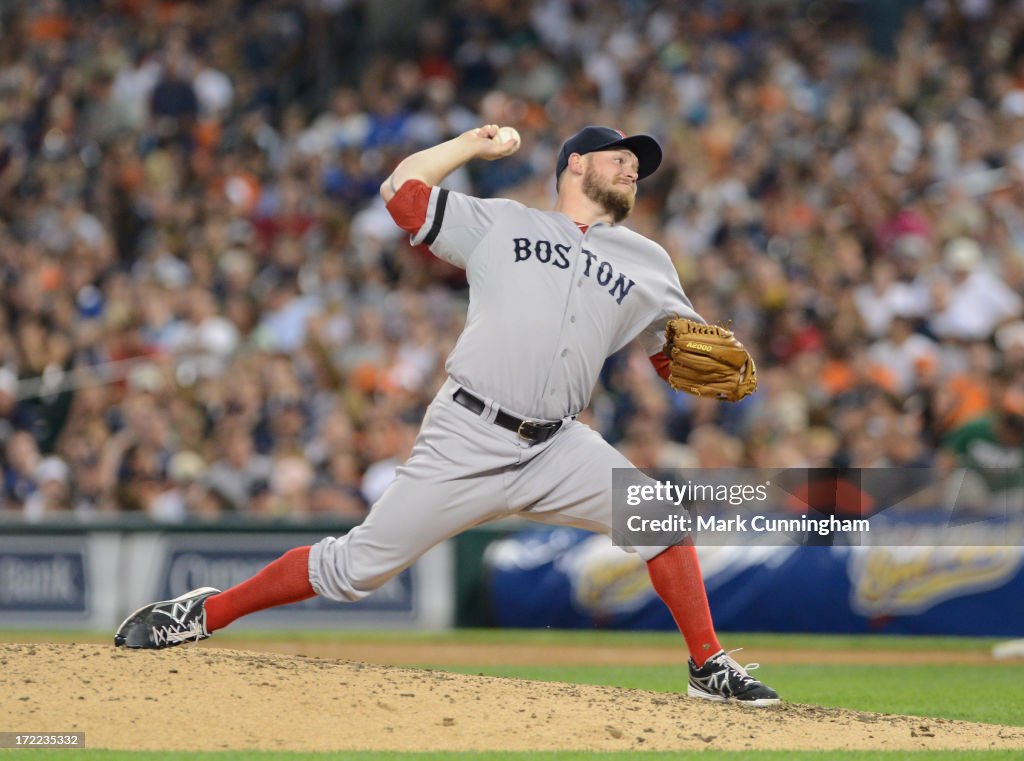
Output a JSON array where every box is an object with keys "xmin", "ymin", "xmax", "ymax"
[{"xmin": 582, "ymin": 168, "xmax": 634, "ymax": 223}]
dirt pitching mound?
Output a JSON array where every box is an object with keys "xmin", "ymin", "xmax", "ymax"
[{"xmin": 1, "ymin": 643, "xmax": 1022, "ymax": 753}]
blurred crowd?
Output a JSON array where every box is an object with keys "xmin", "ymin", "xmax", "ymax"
[{"xmin": 3, "ymin": 0, "xmax": 1024, "ymax": 523}]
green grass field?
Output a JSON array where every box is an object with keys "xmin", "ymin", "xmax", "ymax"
[
  {"xmin": 1, "ymin": 629, "xmax": 1021, "ymax": 760},
  {"xmin": 5, "ymin": 753, "xmax": 1024, "ymax": 761}
]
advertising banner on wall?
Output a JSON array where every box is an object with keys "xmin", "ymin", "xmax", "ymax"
[
  {"xmin": 0, "ymin": 526, "xmax": 453, "ymax": 631},
  {"xmin": 0, "ymin": 541, "xmax": 88, "ymax": 615},
  {"xmin": 0, "ymin": 533, "xmax": 121, "ymax": 629},
  {"xmin": 484, "ymin": 527, "xmax": 1024, "ymax": 636}
]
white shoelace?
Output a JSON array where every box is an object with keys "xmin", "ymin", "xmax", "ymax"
[
  {"xmin": 152, "ymin": 619, "xmax": 205, "ymax": 647},
  {"xmin": 720, "ymin": 648, "xmax": 762, "ymax": 685}
]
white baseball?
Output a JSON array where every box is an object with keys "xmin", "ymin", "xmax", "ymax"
[{"xmin": 497, "ymin": 126, "xmax": 521, "ymax": 149}]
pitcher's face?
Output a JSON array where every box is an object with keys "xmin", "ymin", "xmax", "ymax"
[{"xmin": 581, "ymin": 149, "xmax": 639, "ymax": 222}]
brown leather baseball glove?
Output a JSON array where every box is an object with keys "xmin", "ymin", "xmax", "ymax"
[{"xmin": 664, "ymin": 318, "xmax": 757, "ymax": 402}]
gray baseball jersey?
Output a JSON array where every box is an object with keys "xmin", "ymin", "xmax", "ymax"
[
  {"xmin": 413, "ymin": 189, "xmax": 701, "ymax": 419},
  {"xmin": 309, "ymin": 183, "xmax": 701, "ymax": 603}
]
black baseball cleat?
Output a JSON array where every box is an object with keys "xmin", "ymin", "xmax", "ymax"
[
  {"xmin": 114, "ymin": 587, "xmax": 220, "ymax": 649},
  {"xmin": 688, "ymin": 649, "xmax": 781, "ymax": 706}
]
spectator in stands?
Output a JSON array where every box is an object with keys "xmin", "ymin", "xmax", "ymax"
[{"xmin": 204, "ymin": 427, "xmax": 274, "ymax": 513}]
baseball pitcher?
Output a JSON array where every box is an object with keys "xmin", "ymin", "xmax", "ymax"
[{"xmin": 115, "ymin": 124, "xmax": 777, "ymax": 706}]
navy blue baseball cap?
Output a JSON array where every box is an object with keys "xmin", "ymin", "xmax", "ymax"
[{"xmin": 555, "ymin": 125, "xmax": 663, "ymax": 181}]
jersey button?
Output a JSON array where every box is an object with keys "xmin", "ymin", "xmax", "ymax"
[
  {"xmin": 570, "ymin": 315, "xmax": 576, "ymax": 323},
  {"xmin": 577, "ymin": 279, "xmax": 583, "ymax": 287},
  {"xmin": 561, "ymin": 348, "xmax": 569, "ymax": 357}
]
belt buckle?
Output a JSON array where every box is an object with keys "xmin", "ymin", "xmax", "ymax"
[{"xmin": 516, "ymin": 420, "xmax": 539, "ymax": 441}]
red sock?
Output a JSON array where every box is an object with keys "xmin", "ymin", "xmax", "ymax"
[
  {"xmin": 646, "ymin": 541, "xmax": 721, "ymax": 667},
  {"xmin": 204, "ymin": 546, "xmax": 316, "ymax": 632}
]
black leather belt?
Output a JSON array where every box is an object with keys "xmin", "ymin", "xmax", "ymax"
[{"xmin": 453, "ymin": 387, "xmax": 563, "ymax": 443}]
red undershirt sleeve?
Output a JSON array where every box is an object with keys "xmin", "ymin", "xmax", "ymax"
[
  {"xmin": 385, "ymin": 179, "xmax": 432, "ymax": 237},
  {"xmin": 650, "ymin": 352, "xmax": 671, "ymax": 382}
]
